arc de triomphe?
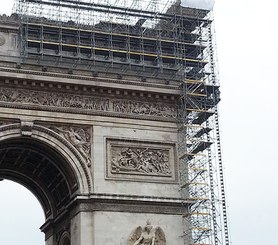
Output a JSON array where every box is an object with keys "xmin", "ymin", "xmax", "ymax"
[{"xmin": 0, "ymin": 14, "xmax": 186, "ymax": 245}]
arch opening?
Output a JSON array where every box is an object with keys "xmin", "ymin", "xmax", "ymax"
[
  {"xmin": 0, "ymin": 137, "xmax": 79, "ymax": 219},
  {"xmin": 0, "ymin": 180, "xmax": 45, "ymax": 245}
]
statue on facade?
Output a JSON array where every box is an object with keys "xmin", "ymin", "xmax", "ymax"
[{"xmin": 128, "ymin": 220, "xmax": 166, "ymax": 245}]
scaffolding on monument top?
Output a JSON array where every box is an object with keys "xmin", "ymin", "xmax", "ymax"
[
  {"xmin": 13, "ymin": 1, "xmax": 230, "ymax": 245},
  {"xmin": 15, "ymin": 0, "xmax": 210, "ymax": 26},
  {"xmin": 15, "ymin": 0, "xmax": 212, "ymax": 81}
]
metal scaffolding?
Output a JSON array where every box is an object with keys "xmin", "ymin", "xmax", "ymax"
[
  {"xmin": 14, "ymin": 1, "xmax": 229, "ymax": 244},
  {"xmin": 14, "ymin": 0, "xmax": 211, "ymax": 81},
  {"xmin": 178, "ymin": 14, "xmax": 229, "ymax": 245}
]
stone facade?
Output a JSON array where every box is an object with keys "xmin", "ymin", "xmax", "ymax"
[{"xmin": 0, "ymin": 15, "xmax": 190, "ymax": 245}]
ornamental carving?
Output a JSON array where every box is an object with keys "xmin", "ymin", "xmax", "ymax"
[
  {"xmin": 0, "ymin": 120, "xmax": 18, "ymax": 126},
  {"xmin": 0, "ymin": 34, "xmax": 5, "ymax": 46},
  {"xmin": 0, "ymin": 14, "xmax": 18, "ymax": 24},
  {"xmin": 128, "ymin": 220, "xmax": 166, "ymax": 245},
  {"xmin": 0, "ymin": 87, "xmax": 177, "ymax": 120},
  {"xmin": 49, "ymin": 126, "xmax": 91, "ymax": 166},
  {"xmin": 107, "ymin": 139, "xmax": 177, "ymax": 183},
  {"xmin": 112, "ymin": 100, "xmax": 177, "ymax": 118},
  {"xmin": 112, "ymin": 147, "xmax": 171, "ymax": 176}
]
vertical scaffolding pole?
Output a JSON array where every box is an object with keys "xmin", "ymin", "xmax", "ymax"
[
  {"xmin": 207, "ymin": 20, "xmax": 230, "ymax": 245},
  {"xmin": 13, "ymin": 2, "xmax": 229, "ymax": 244},
  {"xmin": 178, "ymin": 7, "xmax": 230, "ymax": 245}
]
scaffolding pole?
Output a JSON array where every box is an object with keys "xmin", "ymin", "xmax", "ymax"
[{"xmin": 14, "ymin": 1, "xmax": 230, "ymax": 244}]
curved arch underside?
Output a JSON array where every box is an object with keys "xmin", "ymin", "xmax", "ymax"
[{"xmin": 0, "ymin": 138, "xmax": 79, "ymax": 218}]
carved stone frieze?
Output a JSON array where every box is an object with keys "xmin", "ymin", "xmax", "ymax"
[
  {"xmin": 48, "ymin": 125, "xmax": 91, "ymax": 166},
  {"xmin": 0, "ymin": 87, "xmax": 178, "ymax": 120},
  {"xmin": 106, "ymin": 139, "xmax": 177, "ymax": 183},
  {"xmin": 112, "ymin": 100, "xmax": 177, "ymax": 118},
  {"xmin": 0, "ymin": 34, "xmax": 5, "ymax": 46}
]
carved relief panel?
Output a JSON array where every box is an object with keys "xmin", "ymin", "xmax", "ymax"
[
  {"xmin": 0, "ymin": 86, "xmax": 178, "ymax": 120},
  {"xmin": 48, "ymin": 125, "xmax": 92, "ymax": 166},
  {"xmin": 106, "ymin": 139, "xmax": 177, "ymax": 183}
]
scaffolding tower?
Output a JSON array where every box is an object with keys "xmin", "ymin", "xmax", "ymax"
[{"xmin": 14, "ymin": 1, "xmax": 229, "ymax": 244}]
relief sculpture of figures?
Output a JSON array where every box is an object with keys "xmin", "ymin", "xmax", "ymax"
[
  {"xmin": 0, "ymin": 87, "xmax": 177, "ymax": 119},
  {"xmin": 128, "ymin": 220, "xmax": 166, "ymax": 245},
  {"xmin": 111, "ymin": 147, "xmax": 171, "ymax": 176},
  {"xmin": 50, "ymin": 126, "xmax": 91, "ymax": 166},
  {"xmin": 0, "ymin": 87, "xmax": 111, "ymax": 111}
]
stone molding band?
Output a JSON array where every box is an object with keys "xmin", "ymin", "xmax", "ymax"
[{"xmin": 73, "ymin": 199, "xmax": 188, "ymax": 216}]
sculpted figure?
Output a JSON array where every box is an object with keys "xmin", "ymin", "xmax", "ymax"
[
  {"xmin": 64, "ymin": 127, "xmax": 91, "ymax": 165},
  {"xmin": 134, "ymin": 221, "xmax": 155, "ymax": 245},
  {"xmin": 111, "ymin": 147, "xmax": 171, "ymax": 176},
  {"xmin": 128, "ymin": 221, "xmax": 166, "ymax": 245},
  {"xmin": 51, "ymin": 126, "xmax": 91, "ymax": 166}
]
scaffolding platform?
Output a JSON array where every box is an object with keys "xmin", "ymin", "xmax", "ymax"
[
  {"xmin": 16, "ymin": 0, "xmax": 213, "ymax": 82},
  {"xmin": 14, "ymin": 1, "xmax": 230, "ymax": 245}
]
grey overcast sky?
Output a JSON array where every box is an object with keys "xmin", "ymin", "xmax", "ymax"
[{"xmin": 1, "ymin": 0, "xmax": 278, "ymax": 245}]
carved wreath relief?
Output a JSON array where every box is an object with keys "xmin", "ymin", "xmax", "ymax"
[
  {"xmin": 128, "ymin": 221, "xmax": 166, "ymax": 245},
  {"xmin": 107, "ymin": 139, "xmax": 177, "ymax": 182}
]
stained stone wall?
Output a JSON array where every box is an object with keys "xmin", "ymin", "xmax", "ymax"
[
  {"xmin": 0, "ymin": 16, "xmax": 189, "ymax": 245},
  {"xmin": 93, "ymin": 125, "xmax": 180, "ymax": 197},
  {"xmin": 92, "ymin": 212, "xmax": 184, "ymax": 245}
]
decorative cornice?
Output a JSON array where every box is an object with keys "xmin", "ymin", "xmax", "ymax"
[
  {"xmin": 0, "ymin": 75, "xmax": 178, "ymax": 101},
  {"xmin": 0, "ymin": 14, "xmax": 19, "ymax": 31},
  {"xmin": 71, "ymin": 193, "xmax": 192, "ymax": 215},
  {"xmin": 86, "ymin": 193, "xmax": 188, "ymax": 204},
  {"xmin": 0, "ymin": 66, "xmax": 180, "ymax": 93},
  {"xmin": 0, "ymin": 14, "xmax": 19, "ymax": 23}
]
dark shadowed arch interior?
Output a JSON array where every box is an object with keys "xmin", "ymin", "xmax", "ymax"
[
  {"xmin": 63, "ymin": 237, "xmax": 70, "ymax": 245},
  {"xmin": 0, "ymin": 137, "xmax": 79, "ymax": 219},
  {"xmin": 61, "ymin": 236, "xmax": 70, "ymax": 245}
]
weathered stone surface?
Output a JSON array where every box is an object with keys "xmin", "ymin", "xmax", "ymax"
[
  {"xmin": 0, "ymin": 86, "xmax": 178, "ymax": 120},
  {"xmin": 0, "ymin": 15, "xmax": 187, "ymax": 245},
  {"xmin": 92, "ymin": 212, "xmax": 184, "ymax": 245}
]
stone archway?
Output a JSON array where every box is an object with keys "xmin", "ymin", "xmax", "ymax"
[
  {"xmin": 0, "ymin": 121, "xmax": 93, "ymax": 244},
  {"xmin": 58, "ymin": 231, "xmax": 71, "ymax": 245},
  {"xmin": 0, "ymin": 137, "xmax": 78, "ymax": 218}
]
